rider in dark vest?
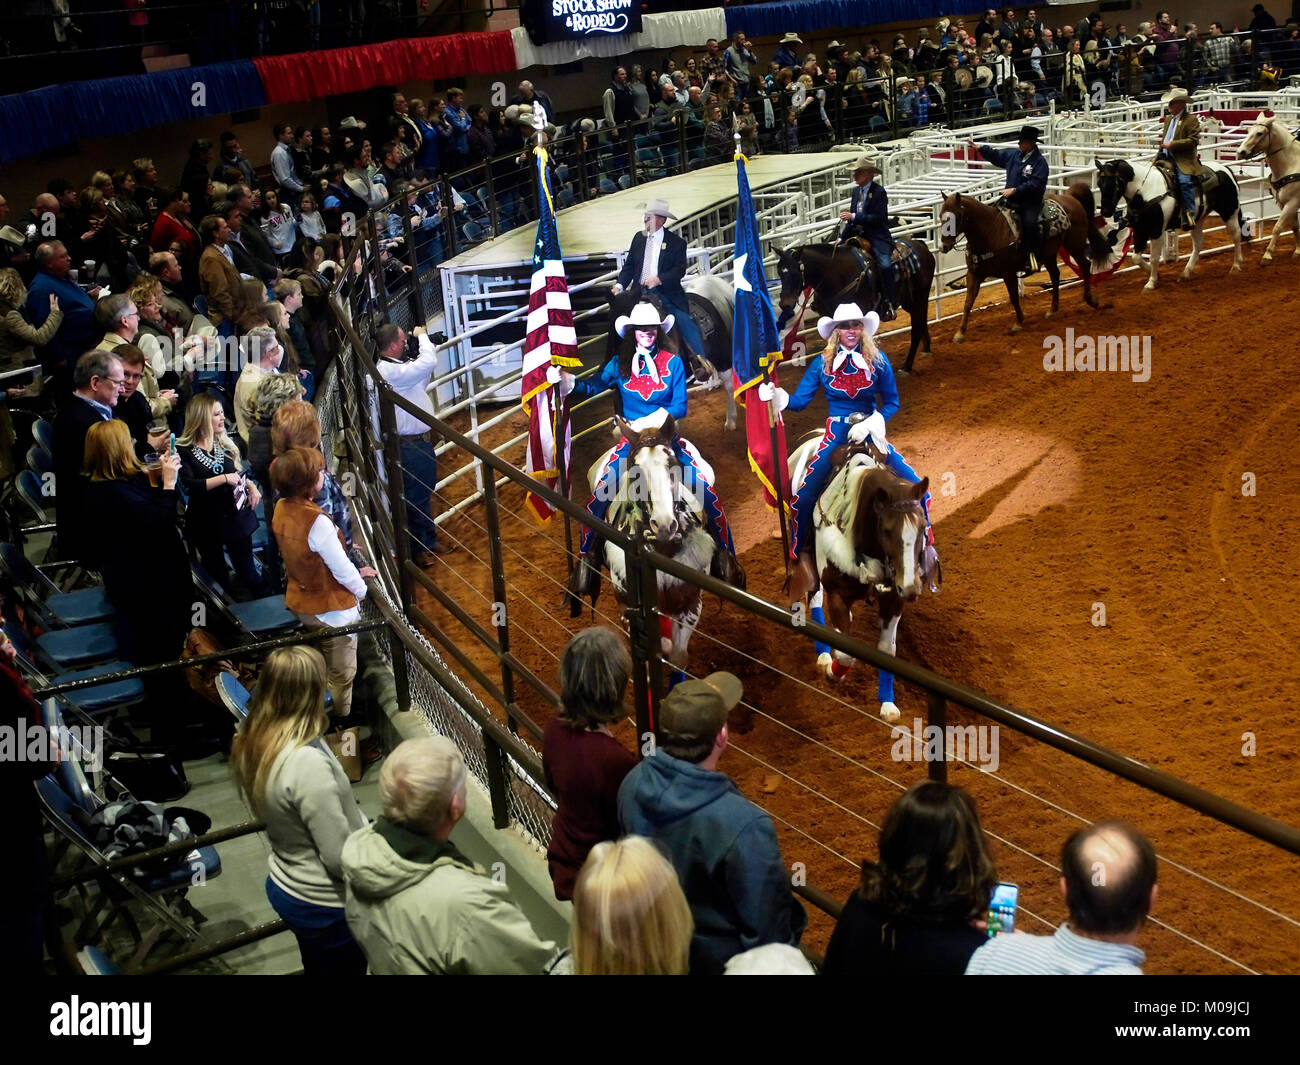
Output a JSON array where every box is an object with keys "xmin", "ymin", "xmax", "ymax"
[
  {"xmin": 557, "ymin": 302, "xmax": 736, "ymax": 596},
  {"xmin": 761, "ymin": 302, "xmax": 937, "ymax": 595},
  {"xmin": 969, "ymin": 125, "xmax": 1049, "ymax": 275},
  {"xmin": 838, "ymin": 156, "xmax": 898, "ymax": 320}
]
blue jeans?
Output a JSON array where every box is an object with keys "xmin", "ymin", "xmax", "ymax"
[
  {"xmin": 874, "ymin": 249, "xmax": 897, "ymax": 305},
  {"xmin": 399, "ymin": 436, "xmax": 440, "ymax": 556},
  {"xmin": 657, "ymin": 293, "xmax": 705, "ymax": 362},
  {"xmin": 265, "ymin": 877, "xmax": 367, "ymax": 976},
  {"xmin": 1176, "ymin": 170, "xmax": 1196, "ymax": 213}
]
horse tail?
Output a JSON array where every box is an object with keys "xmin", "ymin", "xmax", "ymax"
[{"xmin": 1068, "ymin": 182, "xmax": 1110, "ymax": 265}]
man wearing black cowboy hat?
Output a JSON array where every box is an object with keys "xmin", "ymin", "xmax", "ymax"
[{"xmin": 968, "ymin": 125, "xmax": 1049, "ymax": 275}]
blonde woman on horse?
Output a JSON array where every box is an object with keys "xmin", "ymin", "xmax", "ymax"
[
  {"xmin": 554, "ymin": 301, "xmax": 736, "ymax": 591},
  {"xmin": 761, "ymin": 302, "xmax": 937, "ymax": 593}
]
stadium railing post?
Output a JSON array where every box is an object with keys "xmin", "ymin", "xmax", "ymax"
[
  {"xmin": 623, "ymin": 539, "xmax": 662, "ymax": 754},
  {"xmin": 377, "ymin": 384, "xmax": 416, "ymax": 612},
  {"xmin": 481, "ymin": 470, "xmax": 519, "ymax": 737}
]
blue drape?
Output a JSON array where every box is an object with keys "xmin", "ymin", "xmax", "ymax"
[
  {"xmin": 726, "ymin": 0, "xmax": 955, "ymax": 39},
  {"xmin": 0, "ymin": 60, "xmax": 265, "ymax": 164}
]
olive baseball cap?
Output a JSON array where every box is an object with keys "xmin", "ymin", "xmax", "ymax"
[{"xmin": 659, "ymin": 672, "xmax": 743, "ymax": 745}]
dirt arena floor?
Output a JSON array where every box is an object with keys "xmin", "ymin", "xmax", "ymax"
[{"xmin": 418, "ymin": 232, "xmax": 1300, "ymax": 974}]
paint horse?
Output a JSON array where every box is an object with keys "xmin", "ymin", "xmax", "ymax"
[
  {"xmin": 787, "ymin": 428, "xmax": 934, "ymax": 722},
  {"xmin": 1096, "ymin": 157, "xmax": 1245, "ymax": 289},
  {"xmin": 571, "ymin": 414, "xmax": 745, "ymax": 668}
]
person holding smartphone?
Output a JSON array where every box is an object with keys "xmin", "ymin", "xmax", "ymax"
[{"xmin": 823, "ymin": 781, "xmax": 999, "ymax": 976}]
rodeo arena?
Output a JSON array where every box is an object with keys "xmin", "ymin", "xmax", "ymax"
[{"xmin": 3, "ymin": 0, "xmax": 1300, "ymax": 1018}]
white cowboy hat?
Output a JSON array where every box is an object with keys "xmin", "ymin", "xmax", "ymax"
[
  {"xmin": 780, "ymin": 33, "xmax": 803, "ymax": 45},
  {"xmin": 615, "ymin": 301, "xmax": 675, "ymax": 338},
  {"xmin": 895, "ymin": 76, "xmax": 913, "ymax": 88},
  {"xmin": 974, "ymin": 65, "xmax": 994, "ymax": 87},
  {"xmin": 1161, "ymin": 86, "xmax": 1191, "ymax": 104},
  {"xmin": 642, "ymin": 197, "xmax": 677, "ymax": 221},
  {"xmin": 827, "ymin": 40, "xmax": 844, "ymax": 51},
  {"xmin": 338, "ymin": 115, "xmax": 367, "ymax": 132},
  {"xmin": 852, "ymin": 155, "xmax": 882, "ymax": 175},
  {"xmin": 817, "ymin": 303, "xmax": 881, "ymax": 341},
  {"xmin": 936, "ymin": 18, "xmax": 951, "ymax": 32}
]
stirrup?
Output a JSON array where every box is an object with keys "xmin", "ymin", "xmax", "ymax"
[
  {"xmin": 923, "ymin": 544, "xmax": 942, "ymax": 593},
  {"xmin": 878, "ymin": 300, "xmax": 897, "ymax": 322}
]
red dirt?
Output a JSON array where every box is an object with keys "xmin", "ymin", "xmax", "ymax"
[{"xmin": 418, "ymin": 234, "xmax": 1300, "ymax": 974}]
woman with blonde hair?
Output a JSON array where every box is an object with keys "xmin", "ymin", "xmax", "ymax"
[
  {"xmin": 231, "ymin": 645, "xmax": 370, "ymax": 975},
  {"xmin": 764, "ymin": 302, "xmax": 936, "ymax": 592},
  {"xmin": 125, "ymin": 275, "xmax": 179, "ymax": 417},
  {"xmin": 83, "ymin": 419, "xmax": 194, "ymax": 739},
  {"xmin": 0, "ymin": 268, "xmax": 60, "ymax": 477},
  {"xmin": 571, "ymin": 836, "xmax": 693, "ymax": 975},
  {"xmin": 177, "ymin": 391, "xmax": 267, "ymax": 596}
]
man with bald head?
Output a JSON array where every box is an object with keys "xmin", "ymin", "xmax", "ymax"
[{"xmin": 965, "ymin": 820, "xmax": 1157, "ymax": 974}]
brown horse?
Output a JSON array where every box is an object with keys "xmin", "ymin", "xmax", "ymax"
[
  {"xmin": 775, "ymin": 240, "xmax": 936, "ymax": 373},
  {"xmin": 939, "ymin": 184, "xmax": 1109, "ymax": 343}
]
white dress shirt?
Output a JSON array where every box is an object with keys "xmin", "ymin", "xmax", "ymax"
[
  {"xmin": 307, "ymin": 513, "xmax": 366, "ymax": 627},
  {"xmin": 376, "ymin": 335, "xmax": 438, "ymax": 437},
  {"xmin": 640, "ymin": 227, "xmax": 664, "ymax": 285}
]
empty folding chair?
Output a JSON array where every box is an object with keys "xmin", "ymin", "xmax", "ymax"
[
  {"xmin": 0, "ymin": 542, "xmax": 114, "ymax": 627},
  {"xmin": 32, "ymin": 418, "xmax": 54, "ymax": 455},
  {"xmin": 26, "ymin": 445, "xmax": 52, "ymax": 477},
  {"xmin": 191, "ymin": 561, "xmax": 299, "ymax": 640}
]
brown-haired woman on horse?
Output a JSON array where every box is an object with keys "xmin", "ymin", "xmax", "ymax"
[{"xmin": 942, "ymin": 126, "xmax": 1108, "ymax": 342}]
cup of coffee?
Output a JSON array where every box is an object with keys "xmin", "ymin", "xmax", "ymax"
[
  {"xmin": 144, "ymin": 452, "xmax": 163, "ymax": 487},
  {"xmin": 83, "ymin": 260, "xmax": 96, "ymax": 276},
  {"xmin": 68, "ymin": 269, "xmax": 79, "ymax": 284}
]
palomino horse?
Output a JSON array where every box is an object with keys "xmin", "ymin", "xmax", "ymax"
[
  {"xmin": 774, "ymin": 240, "xmax": 936, "ymax": 372},
  {"xmin": 786, "ymin": 432, "xmax": 934, "ymax": 723},
  {"xmin": 606, "ymin": 281, "xmax": 738, "ymax": 429},
  {"xmin": 939, "ymin": 184, "xmax": 1109, "ymax": 343},
  {"xmin": 1096, "ymin": 157, "xmax": 1246, "ymax": 289},
  {"xmin": 1237, "ymin": 113, "xmax": 1300, "ymax": 263},
  {"xmin": 570, "ymin": 414, "xmax": 745, "ymax": 668}
]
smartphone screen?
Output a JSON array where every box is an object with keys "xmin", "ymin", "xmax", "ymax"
[{"xmin": 987, "ymin": 882, "xmax": 1018, "ymax": 937}]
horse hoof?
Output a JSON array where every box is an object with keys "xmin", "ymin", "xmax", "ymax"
[
  {"xmin": 1142, "ymin": 282, "xmax": 1157, "ymax": 292},
  {"xmin": 1230, "ymin": 263, "xmax": 1242, "ymax": 274},
  {"xmin": 880, "ymin": 701, "xmax": 901, "ymax": 723},
  {"xmin": 1009, "ymin": 323, "xmax": 1022, "ymax": 335},
  {"xmin": 723, "ymin": 419, "xmax": 737, "ymax": 432},
  {"xmin": 952, "ymin": 332, "xmax": 965, "ymax": 344},
  {"xmin": 1260, "ymin": 254, "xmax": 1273, "ymax": 265},
  {"xmin": 1043, "ymin": 309, "xmax": 1055, "ymax": 319},
  {"xmin": 817, "ymin": 652, "xmax": 834, "ymax": 680}
]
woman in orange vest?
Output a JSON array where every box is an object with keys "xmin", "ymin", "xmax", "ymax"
[{"xmin": 271, "ymin": 446, "xmax": 377, "ymax": 721}]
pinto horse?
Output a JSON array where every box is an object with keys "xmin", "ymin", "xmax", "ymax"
[
  {"xmin": 786, "ymin": 434, "xmax": 934, "ymax": 723},
  {"xmin": 939, "ymin": 184, "xmax": 1108, "ymax": 343},
  {"xmin": 1237, "ymin": 114, "xmax": 1300, "ymax": 263},
  {"xmin": 774, "ymin": 240, "xmax": 935, "ymax": 372},
  {"xmin": 1095, "ymin": 157, "xmax": 1245, "ymax": 289},
  {"xmin": 570, "ymin": 414, "xmax": 745, "ymax": 668}
]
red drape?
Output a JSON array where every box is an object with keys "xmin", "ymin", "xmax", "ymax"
[{"xmin": 252, "ymin": 32, "xmax": 518, "ymax": 105}]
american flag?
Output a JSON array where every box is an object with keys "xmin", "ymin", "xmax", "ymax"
[{"xmin": 521, "ymin": 146, "xmax": 581, "ymax": 522}]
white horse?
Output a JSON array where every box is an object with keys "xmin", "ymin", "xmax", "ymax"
[
  {"xmin": 1238, "ymin": 112, "xmax": 1300, "ymax": 264},
  {"xmin": 1096, "ymin": 157, "xmax": 1245, "ymax": 290},
  {"xmin": 685, "ymin": 274, "xmax": 738, "ymax": 431}
]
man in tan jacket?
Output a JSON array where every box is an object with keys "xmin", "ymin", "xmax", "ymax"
[
  {"xmin": 1156, "ymin": 86, "xmax": 1202, "ymax": 229},
  {"xmin": 197, "ymin": 213, "xmax": 247, "ymax": 331},
  {"xmin": 342, "ymin": 738, "xmax": 563, "ymax": 974}
]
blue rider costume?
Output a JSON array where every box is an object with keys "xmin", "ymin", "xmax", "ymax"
[
  {"xmin": 840, "ymin": 168, "xmax": 898, "ymax": 313},
  {"xmin": 787, "ymin": 339, "xmax": 932, "ymax": 562},
  {"xmin": 977, "ymin": 126, "xmax": 1049, "ymax": 271},
  {"xmin": 571, "ymin": 341, "xmax": 735, "ymax": 559}
]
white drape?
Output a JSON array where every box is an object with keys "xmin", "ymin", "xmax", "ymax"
[{"xmin": 512, "ymin": 9, "xmax": 729, "ymax": 69}]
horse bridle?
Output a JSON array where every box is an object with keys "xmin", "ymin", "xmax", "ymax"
[{"xmin": 872, "ymin": 495, "xmax": 927, "ymax": 591}]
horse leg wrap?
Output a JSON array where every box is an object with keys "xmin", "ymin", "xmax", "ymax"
[
  {"xmin": 830, "ymin": 658, "xmax": 852, "ymax": 679},
  {"xmin": 659, "ymin": 615, "xmax": 673, "ymax": 642}
]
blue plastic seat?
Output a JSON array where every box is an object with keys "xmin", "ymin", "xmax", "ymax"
[
  {"xmin": 229, "ymin": 595, "xmax": 298, "ymax": 636},
  {"xmin": 77, "ymin": 945, "xmax": 124, "ymax": 975},
  {"xmin": 56, "ymin": 660, "xmax": 146, "ymax": 717},
  {"xmin": 140, "ymin": 845, "xmax": 222, "ymax": 892},
  {"xmin": 216, "ymin": 671, "xmax": 251, "ymax": 720},
  {"xmin": 33, "ymin": 418, "xmax": 54, "ymax": 455},
  {"xmin": 27, "ymin": 445, "xmax": 52, "ymax": 476},
  {"xmin": 45, "ymin": 586, "xmax": 114, "ymax": 626},
  {"xmin": 36, "ymin": 622, "xmax": 119, "ymax": 669},
  {"xmin": 16, "ymin": 469, "xmax": 51, "ymax": 521}
]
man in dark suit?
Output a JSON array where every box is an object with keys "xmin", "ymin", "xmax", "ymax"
[
  {"xmin": 838, "ymin": 158, "xmax": 898, "ymax": 319},
  {"xmin": 610, "ymin": 199, "xmax": 705, "ymax": 360},
  {"xmin": 53, "ymin": 349, "xmax": 122, "ymax": 561},
  {"xmin": 219, "ymin": 201, "xmax": 277, "ymax": 286}
]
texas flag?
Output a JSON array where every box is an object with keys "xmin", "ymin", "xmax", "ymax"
[
  {"xmin": 520, "ymin": 146, "xmax": 581, "ymax": 522},
  {"xmin": 732, "ymin": 149, "xmax": 791, "ymax": 512}
]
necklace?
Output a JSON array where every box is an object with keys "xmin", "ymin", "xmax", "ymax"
[{"xmin": 188, "ymin": 440, "xmax": 226, "ymax": 475}]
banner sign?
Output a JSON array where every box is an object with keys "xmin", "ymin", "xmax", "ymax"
[{"xmin": 521, "ymin": 0, "xmax": 643, "ymax": 45}]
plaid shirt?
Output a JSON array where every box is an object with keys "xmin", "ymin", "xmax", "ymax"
[
  {"xmin": 1203, "ymin": 34, "xmax": 1238, "ymax": 68},
  {"xmin": 701, "ymin": 52, "xmax": 727, "ymax": 85}
]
